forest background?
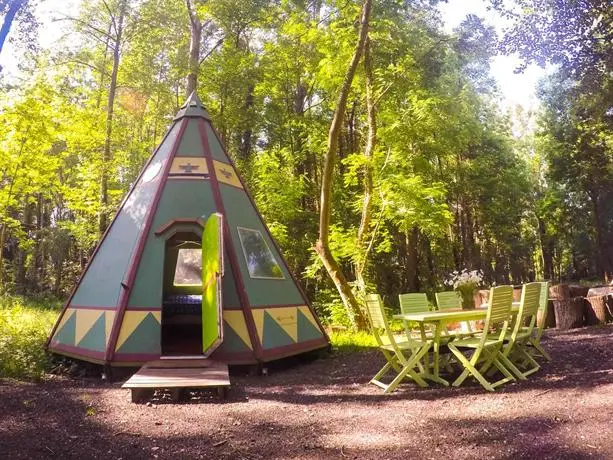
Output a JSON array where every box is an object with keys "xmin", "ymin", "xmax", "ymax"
[{"xmin": 1, "ymin": 0, "xmax": 611, "ymax": 328}]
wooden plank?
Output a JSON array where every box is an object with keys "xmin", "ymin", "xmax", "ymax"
[
  {"xmin": 144, "ymin": 359, "xmax": 215, "ymax": 369},
  {"xmin": 122, "ymin": 359, "xmax": 230, "ymax": 390}
]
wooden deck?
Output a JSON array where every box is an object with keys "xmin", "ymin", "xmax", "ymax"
[{"xmin": 122, "ymin": 359, "xmax": 230, "ymax": 403}]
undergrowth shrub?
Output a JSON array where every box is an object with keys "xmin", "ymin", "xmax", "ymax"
[{"xmin": 0, "ymin": 295, "xmax": 60, "ymax": 380}]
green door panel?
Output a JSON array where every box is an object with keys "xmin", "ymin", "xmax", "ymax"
[{"xmin": 202, "ymin": 213, "xmax": 224, "ymax": 355}]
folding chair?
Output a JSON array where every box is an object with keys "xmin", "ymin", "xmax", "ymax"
[
  {"xmin": 447, "ymin": 285, "xmax": 518, "ymax": 391},
  {"xmin": 498, "ymin": 282, "xmax": 542, "ymax": 379},
  {"xmin": 398, "ymin": 293, "xmax": 431, "ymax": 339},
  {"xmin": 529, "ymin": 281, "xmax": 551, "ymax": 361},
  {"xmin": 365, "ymin": 294, "xmax": 430, "ymax": 393},
  {"xmin": 435, "ymin": 290, "xmax": 475, "ymax": 337}
]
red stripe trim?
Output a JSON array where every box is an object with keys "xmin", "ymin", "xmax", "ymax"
[
  {"xmin": 198, "ymin": 118, "xmax": 264, "ymax": 361},
  {"xmin": 111, "ymin": 352, "xmax": 161, "ymax": 362},
  {"xmin": 48, "ymin": 343, "xmax": 107, "ymax": 361},
  {"xmin": 45, "ymin": 125, "xmax": 180, "ymax": 349},
  {"xmin": 105, "ymin": 118, "xmax": 189, "ymax": 363},
  {"xmin": 260, "ymin": 337, "xmax": 328, "ymax": 361},
  {"xmin": 62, "ymin": 305, "xmax": 117, "ymax": 311},
  {"xmin": 206, "ymin": 124, "xmax": 329, "ymax": 344}
]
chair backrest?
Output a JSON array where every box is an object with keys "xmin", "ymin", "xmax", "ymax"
[
  {"xmin": 435, "ymin": 291, "xmax": 462, "ymax": 311},
  {"xmin": 398, "ymin": 293, "xmax": 430, "ymax": 314},
  {"xmin": 365, "ymin": 294, "xmax": 388, "ymax": 330},
  {"xmin": 483, "ymin": 285, "xmax": 514, "ymax": 332},
  {"xmin": 510, "ymin": 282, "xmax": 541, "ymax": 341},
  {"xmin": 535, "ymin": 281, "xmax": 550, "ymax": 340}
]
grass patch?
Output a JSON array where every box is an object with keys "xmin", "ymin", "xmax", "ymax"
[
  {"xmin": 0, "ymin": 295, "xmax": 61, "ymax": 381},
  {"xmin": 329, "ymin": 329, "xmax": 377, "ymax": 354}
]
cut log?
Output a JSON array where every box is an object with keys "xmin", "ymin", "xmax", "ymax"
[
  {"xmin": 553, "ymin": 297, "xmax": 584, "ymax": 329},
  {"xmin": 549, "ymin": 284, "xmax": 570, "ymax": 301},
  {"xmin": 536, "ymin": 299, "xmax": 556, "ymax": 329},
  {"xmin": 569, "ymin": 284, "xmax": 589, "ymax": 297},
  {"xmin": 584, "ymin": 295, "xmax": 613, "ymax": 325},
  {"xmin": 586, "ymin": 286, "xmax": 613, "ymax": 297}
]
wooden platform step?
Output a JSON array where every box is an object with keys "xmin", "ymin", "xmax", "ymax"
[{"xmin": 122, "ymin": 359, "xmax": 230, "ymax": 403}]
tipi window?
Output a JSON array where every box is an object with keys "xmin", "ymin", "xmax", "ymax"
[
  {"xmin": 173, "ymin": 248, "xmax": 202, "ymax": 286},
  {"xmin": 237, "ymin": 227, "xmax": 285, "ymax": 279}
]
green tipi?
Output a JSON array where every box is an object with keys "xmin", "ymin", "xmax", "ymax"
[{"xmin": 46, "ymin": 92, "xmax": 329, "ymax": 366}]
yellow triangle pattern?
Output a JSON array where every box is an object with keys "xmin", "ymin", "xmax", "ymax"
[
  {"xmin": 52, "ymin": 308, "xmax": 76, "ymax": 341},
  {"xmin": 224, "ymin": 311, "xmax": 253, "ymax": 350},
  {"xmin": 298, "ymin": 306, "xmax": 320, "ymax": 330},
  {"xmin": 115, "ymin": 311, "xmax": 161, "ymax": 351},
  {"xmin": 251, "ymin": 309, "xmax": 265, "ymax": 342},
  {"xmin": 75, "ymin": 310, "xmax": 104, "ymax": 344},
  {"xmin": 267, "ymin": 307, "xmax": 298, "ymax": 342},
  {"xmin": 104, "ymin": 311, "xmax": 116, "ymax": 346}
]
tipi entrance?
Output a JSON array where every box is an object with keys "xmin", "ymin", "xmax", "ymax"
[{"xmin": 161, "ymin": 231, "xmax": 204, "ymax": 356}]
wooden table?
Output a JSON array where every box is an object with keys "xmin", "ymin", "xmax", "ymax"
[{"xmin": 393, "ymin": 305, "xmax": 520, "ymax": 386}]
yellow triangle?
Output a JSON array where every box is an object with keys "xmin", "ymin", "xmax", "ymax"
[
  {"xmin": 224, "ymin": 311, "xmax": 253, "ymax": 350},
  {"xmin": 298, "ymin": 306, "xmax": 320, "ymax": 330},
  {"xmin": 75, "ymin": 309, "xmax": 104, "ymax": 344},
  {"xmin": 53, "ymin": 308, "xmax": 75, "ymax": 340},
  {"xmin": 251, "ymin": 309, "xmax": 265, "ymax": 342},
  {"xmin": 268, "ymin": 307, "xmax": 298, "ymax": 342},
  {"xmin": 104, "ymin": 311, "xmax": 116, "ymax": 346},
  {"xmin": 115, "ymin": 311, "xmax": 156, "ymax": 351}
]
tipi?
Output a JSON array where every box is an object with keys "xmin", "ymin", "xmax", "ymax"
[{"xmin": 46, "ymin": 92, "xmax": 329, "ymax": 366}]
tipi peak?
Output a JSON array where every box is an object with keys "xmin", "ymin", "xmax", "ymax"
[{"xmin": 174, "ymin": 90, "xmax": 211, "ymax": 121}]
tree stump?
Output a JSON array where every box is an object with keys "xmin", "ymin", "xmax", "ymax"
[
  {"xmin": 569, "ymin": 284, "xmax": 589, "ymax": 298},
  {"xmin": 584, "ymin": 295, "xmax": 613, "ymax": 325},
  {"xmin": 536, "ymin": 299, "xmax": 556, "ymax": 329},
  {"xmin": 550, "ymin": 284, "xmax": 584, "ymax": 329}
]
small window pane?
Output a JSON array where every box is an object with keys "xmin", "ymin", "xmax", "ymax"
[
  {"xmin": 237, "ymin": 227, "xmax": 285, "ymax": 279},
  {"xmin": 174, "ymin": 248, "xmax": 202, "ymax": 285}
]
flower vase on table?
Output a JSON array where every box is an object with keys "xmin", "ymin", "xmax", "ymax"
[
  {"xmin": 444, "ymin": 269, "xmax": 484, "ymax": 310},
  {"xmin": 457, "ymin": 286, "xmax": 476, "ymax": 310}
]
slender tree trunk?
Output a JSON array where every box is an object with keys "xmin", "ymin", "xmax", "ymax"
[
  {"xmin": 355, "ymin": 37, "xmax": 376, "ymax": 290},
  {"xmin": 315, "ymin": 0, "xmax": 372, "ymax": 330},
  {"xmin": 186, "ymin": 0, "xmax": 202, "ymax": 96},
  {"xmin": 0, "ymin": 0, "xmax": 25, "ymax": 56},
  {"xmin": 99, "ymin": 0, "xmax": 127, "ymax": 236}
]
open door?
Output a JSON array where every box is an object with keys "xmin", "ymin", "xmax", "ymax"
[{"xmin": 201, "ymin": 213, "xmax": 224, "ymax": 356}]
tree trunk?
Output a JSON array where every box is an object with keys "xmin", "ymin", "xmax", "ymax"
[
  {"xmin": 0, "ymin": 0, "xmax": 25, "ymax": 56},
  {"xmin": 186, "ymin": 0, "xmax": 203, "ymax": 96},
  {"xmin": 550, "ymin": 284, "xmax": 584, "ymax": 329},
  {"xmin": 355, "ymin": 37, "xmax": 376, "ymax": 290},
  {"xmin": 99, "ymin": 0, "xmax": 127, "ymax": 236},
  {"xmin": 584, "ymin": 295, "xmax": 613, "ymax": 325},
  {"xmin": 316, "ymin": 0, "xmax": 372, "ymax": 330}
]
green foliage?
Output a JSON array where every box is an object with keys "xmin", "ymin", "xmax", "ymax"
[
  {"xmin": 329, "ymin": 330, "xmax": 377, "ymax": 354},
  {"xmin": 0, "ymin": 295, "xmax": 60, "ymax": 381}
]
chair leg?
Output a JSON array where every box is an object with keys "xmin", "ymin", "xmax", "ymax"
[
  {"xmin": 448, "ymin": 345, "xmax": 494, "ymax": 391},
  {"xmin": 529, "ymin": 338, "xmax": 552, "ymax": 361},
  {"xmin": 496, "ymin": 351, "xmax": 526, "ymax": 381}
]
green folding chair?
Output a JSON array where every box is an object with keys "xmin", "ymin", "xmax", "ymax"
[
  {"xmin": 447, "ymin": 285, "xmax": 518, "ymax": 391},
  {"xmin": 498, "ymin": 282, "xmax": 542, "ymax": 379},
  {"xmin": 435, "ymin": 291, "xmax": 462, "ymax": 311},
  {"xmin": 529, "ymin": 281, "xmax": 551, "ymax": 361},
  {"xmin": 365, "ymin": 294, "xmax": 430, "ymax": 393},
  {"xmin": 435, "ymin": 290, "xmax": 475, "ymax": 337},
  {"xmin": 398, "ymin": 293, "xmax": 432, "ymax": 339}
]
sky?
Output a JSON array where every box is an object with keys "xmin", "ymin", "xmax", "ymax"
[
  {"xmin": 439, "ymin": 0, "xmax": 550, "ymax": 111},
  {"xmin": 0, "ymin": 0, "xmax": 550, "ymax": 111}
]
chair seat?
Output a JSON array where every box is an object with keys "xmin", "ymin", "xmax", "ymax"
[
  {"xmin": 449, "ymin": 334, "xmax": 503, "ymax": 349},
  {"xmin": 504, "ymin": 328, "xmax": 531, "ymax": 341}
]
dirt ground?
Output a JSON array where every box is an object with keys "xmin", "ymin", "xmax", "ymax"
[{"xmin": 1, "ymin": 326, "xmax": 613, "ymax": 460}]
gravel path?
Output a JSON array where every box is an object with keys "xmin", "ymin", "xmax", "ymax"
[{"xmin": 1, "ymin": 326, "xmax": 612, "ymax": 459}]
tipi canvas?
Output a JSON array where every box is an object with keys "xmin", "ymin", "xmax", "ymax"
[{"xmin": 46, "ymin": 92, "xmax": 329, "ymax": 366}]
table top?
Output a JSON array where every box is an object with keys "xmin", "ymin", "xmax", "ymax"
[
  {"xmin": 393, "ymin": 304, "xmax": 519, "ymax": 323},
  {"xmin": 393, "ymin": 309, "xmax": 486, "ymax": 323}
]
